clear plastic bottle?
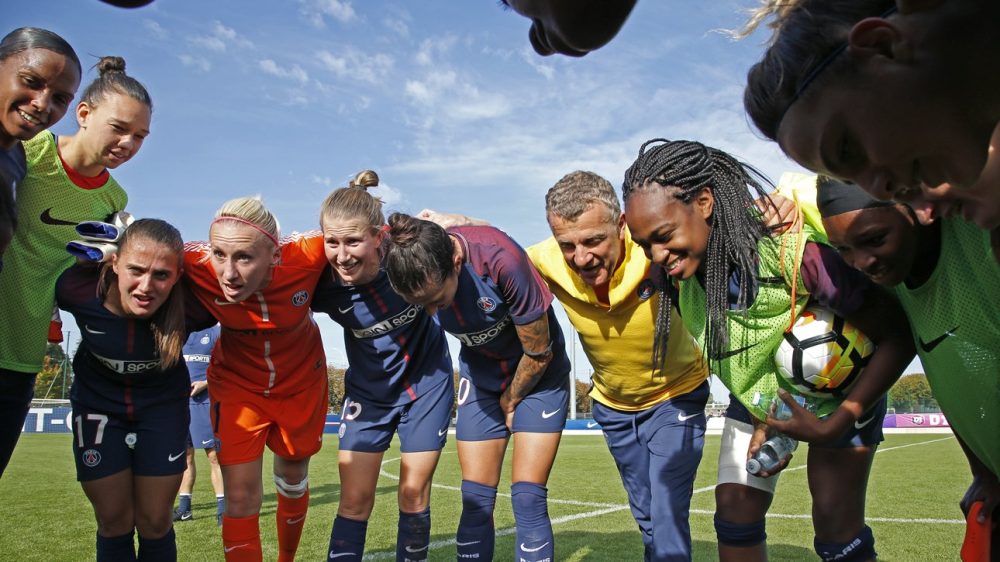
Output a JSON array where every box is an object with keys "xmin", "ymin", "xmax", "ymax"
[
  {"xmin": 746, "ymin": 434, "xmax": 798, "ymax": 475},
  {"xmin": 745, "ymin": 391, "xmax": 809, "ymax": 476}
]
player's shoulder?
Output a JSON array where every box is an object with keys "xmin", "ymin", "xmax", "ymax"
[
  {"xmin": 56, "ymin": 264, "xmax": 101, "ymax": 308},
  {"xmin": 279, "ymin": 230, "xmax": 325, "ymax": 267}
]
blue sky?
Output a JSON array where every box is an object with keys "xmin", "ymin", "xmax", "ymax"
[{"xmin": 16, "ymin": 0, "xmax": 921, "ymax": 403}]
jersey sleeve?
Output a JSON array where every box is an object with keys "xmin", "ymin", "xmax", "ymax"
[
  {"xmin": 487, "ymin": 239, "xmax": 553, "ymax": 326},
  {"xmin": 55, "ymin": 264, "xmax": 100, "ymax": 314},
  {"xmin": 800, "ymin": 241, "xmax": 875, "ymax": 317}
]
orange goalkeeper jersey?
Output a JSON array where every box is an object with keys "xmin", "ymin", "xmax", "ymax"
[{"xmin": 184, "ymin": 231, "xmax": 328, "ymax": 398}]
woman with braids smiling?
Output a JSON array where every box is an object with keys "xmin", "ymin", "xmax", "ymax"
[
  {"xmin": 384, "ymin": 213, "xmax": 571, "ymax": 562},
  {"xmin": 622, "ymin": 139, "xmax": 914, "ymax": 562}
]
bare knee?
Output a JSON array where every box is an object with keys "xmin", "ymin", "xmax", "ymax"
[
  {"xmin": 716, "ymin": 483, "xmax": 771, "ymax": 523},
  {"xmin": 225, "ymin": 481, "xmax": 263, "ymax": 517},
  {"xmin": 398, "ymin": 480, "xmax": 430, "ymax": 513},
  {"xmin": 94, "ymin": 505, "xmax": 135, "ymax": 538},
  {"xmin": 135, "ymin": 508, "xmax": 174, "ymax": 539}
]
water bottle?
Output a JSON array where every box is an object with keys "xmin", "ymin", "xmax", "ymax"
[
  {"xmin": 745, "ymin": 391, "xmax": 807, "ymax": 475},
  {"xmin": 746, "ymin": 434, "xmax": 798, "ymax": 475}
]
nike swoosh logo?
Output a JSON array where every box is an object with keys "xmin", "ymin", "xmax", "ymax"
[
  {"xmin": 438, "ymin": 428, "xmax": 448, "ymax": 437},
  {"xmin": 329, "ymin": 553, "xmax": 357, "ymax": 559},
  {"xmin": 586, "ymin": 422, "xmax": 599, "ymax": 428},
  {"xmin": 710, "ymin": 343, "xmax": 757, "ymax": 361},
  {"xmin": 168, "ymin": 451, "xmax": 185, "ymax": 462},
  {"xmin": 405, "ymin": 545, "xmax": 429, "ymax": 553},
  {"xmin": 455, "ymin": 540, "xmax": 480, "ymax": 547},
  {"xmin": 854, "ymin": 416, "xmax": 875, "ymax": 430},
  {"xmin": 213, "ymin": 298, "xmax": 238, "ymax": 306},
  {"xmin": 918, "ymin": 326, "xmax": 958, "ymax": 353},
  {"xmin": 224, "ymin": 544, "xmax": 249, "ymax": 553},
  {"xmin": 84, "ymin": 324, "xmax": 106, "ymax": 335},
  {"xmin": 40, "ymin": 208, "xmax": 77, "ymax": 226},
  {"xmin": 678, "ymin": 412, "xmax": 703, "ymax": 422},
  {"xmin": 201, "ymin": 439, "xmax": 213, "ymax": 445},
  {"xmin": 286, "ymin": 516, "xmax": 305, "ymax": 525},
  {"xmin": 338, "ymin": 304, "xmax": 355, "ymax": 314},
  {"xmin": 541, "ymin": 409, "xmax": 560, "ymax": 419},
  {"xmin": 521, "ymin": 542, "xmax": 550, "ymax": 553}
]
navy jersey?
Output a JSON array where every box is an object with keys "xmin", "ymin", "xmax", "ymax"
[
  {"xmin": 183, "ymin": 325, "xmax": 220, "ymax": 404},
  {"xmin": 441, "ymin": 226, "xmax": 570, "ymax": 392},
  {"xmin": 56, "ymin": 265, "xmax": 190, "ymax": 418},
  {"xmin": 312, "ymin": 265, "xmax": 453, "ymax": 407}
]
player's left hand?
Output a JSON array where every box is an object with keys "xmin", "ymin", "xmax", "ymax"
[
  {"xmin": 499, "ymin": 391, "xmax": 519, "ymax": 432},
  {"xmin": 747, "ymin": 420, "xmax": 791, "ymax": 478},
  {"xmin": 190, "ymin": 380, "xmax": 208, "ymax": 397},
  {"xmin": 756, "ymin": 193, "xmax": 797, "ymax": 233},
  {"xmin": 765, "ymin": 389, "xmax": 840, "ymax": 443}
]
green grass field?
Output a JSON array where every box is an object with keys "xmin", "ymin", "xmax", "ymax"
[{"xmin": 0, "ymin": 432, "xmax": 967, "ymax": 561}]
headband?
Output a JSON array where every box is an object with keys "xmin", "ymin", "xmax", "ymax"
[
  {"xmin": 786, "ymin": 6, "xmax": 899, "ymax": 112},
  {"xmin": 816, "ymin": 177, "xmax": 894, "ymax": 218},
  {"xmin": 211, "ymin": 216, "xmax": 279, "ymax": 247}
]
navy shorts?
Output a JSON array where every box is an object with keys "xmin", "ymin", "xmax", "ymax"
[
  {"xmin": 338, "ymin": 377, "xmax": 454, "ymax": 454},
  {"xmin": 456, "ymin": 371, "xmax": 569, "ymax": 441},
  {"xmin": 725, "ymin": 394, "xmax": 886, "ymax": 447},
  {"xmin": 71, "ymin": 397, "xmax": 190, "ymax": 481},
  {"xmin": 188, "ymin": 399, "xmax": 216, "ymax": 449}
]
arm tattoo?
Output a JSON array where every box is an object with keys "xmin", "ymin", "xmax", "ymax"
[{"xmin": 508, "ymin": 315, "xmax": 554, "ymax": 401}]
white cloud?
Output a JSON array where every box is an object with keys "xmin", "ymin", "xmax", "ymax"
[
  {"xmin": 178, "ymin": 54, "xmax": 211, "ymax": 72},
  {"xmin": 259, "ymin": 59, "xmax": 310, "ymax": 84},
  {"xmin": 414, "ymin": 36, "xmax": 458, "ymax": 66},
  {"xmin": 316, "ymin": 48, "xmax": 393, "ymax": 84},
  {"xmin": 143, "ymin": 20, "xmax": 167, "ymax": 40},
  {"xmin": 190, "ymin": 35, "xmax": 227, "ymax": 52},
  {"xmin": 300, "ymin": 0, "xmax": 357, "ymax": 27},
  {"xmin": 189, "ymin": 20, "xmax": 254, "ymax": 53},
  {"xmin": 383, "ymin": 16, "xmax": 409, "ymax": 37}
]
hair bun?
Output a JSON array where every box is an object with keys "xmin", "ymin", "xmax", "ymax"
[
  {"xmin": 348, "ymin": 169, "xmax": 379, "ymax": 191},
  {"xmin": 96, "ymin": 55, "xmax": 127, "ymax": 76},
  {"xmin": 386, "ymin": 212, "xmax": 420, "ymax": 248}
]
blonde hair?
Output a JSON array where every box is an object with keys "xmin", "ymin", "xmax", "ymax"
[
  {"xmin": 213, "ymin": 196, "xmax": 280, "ymax": 246},
  {"xmin": 319, "ymin": 169, "xmax": 384, "ymax": 230}
]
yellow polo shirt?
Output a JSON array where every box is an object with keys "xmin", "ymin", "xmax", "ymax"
[{"xmin": 527, "ymin": 228, "xmax": 708, "ymax": 411}]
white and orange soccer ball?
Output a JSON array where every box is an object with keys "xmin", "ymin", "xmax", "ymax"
[{"xmin": 775, "ymin": 306, "xmax": 875, "ymax": 398}]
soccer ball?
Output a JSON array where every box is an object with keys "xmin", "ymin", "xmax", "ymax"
[{"xmin": 774, "ymin": 306, "xmax": 874, "ymax": 398}]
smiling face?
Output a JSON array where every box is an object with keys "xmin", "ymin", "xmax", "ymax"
[
  {"xmin": 110, "ymin": 237, "xmax": 181, "ymax": 319},
  {"xmin": 321, "ymin": 215, "xmax": 383, "ymax": 286},
  {"xmin": 209, "ymin": 220, "xmax": 279, "ymax": 302},
  {"xmin": 501, "ymin": 0, "xmax": 637, "ymax": 57},
  {"xmin": 547, "ymin": 203, "xmax": 625, "ymax": 288},
  {"xmin": 624, "ymin": 184, "xmax": 713, "ymax": 281},
  {"xmin": 822, "ymin": 205, "xmax": 920, "ymax": 287},
  {"xmin": 76, "ymin": 94, "xmax": 151, "ymax": 171},
  {"xmin": 0, "ymin": 48, "xmax": 80, "ymax": 148}
]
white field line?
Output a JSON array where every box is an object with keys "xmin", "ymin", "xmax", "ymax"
[{"xmin": 365, "ymin": 436, "xmax": 957, "ymax": 559}]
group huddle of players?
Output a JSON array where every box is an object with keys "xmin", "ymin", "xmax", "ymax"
[{"xmin": 1, "ymin": 1, "xmax": 999, "ymax": 562}]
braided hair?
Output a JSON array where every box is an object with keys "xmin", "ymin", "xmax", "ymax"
[{"xmin": 622, "ymin": 139, "xmax": 775, "ymax": 370}]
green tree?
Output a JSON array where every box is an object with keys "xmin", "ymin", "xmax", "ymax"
[
  {"xmin": 327, "ymin": 366, "xmax": 346, "ymax": 413},
  {"xmin": 33, "ymin": 343, "xmax": 72, "ymax": 400},
  {"xmin": 888, "ymin": 373, "xmax": 937, "ymax": 412},
  {"xmin": 574, "ymin": 379, "xmax": 592, "ymax": 416}
]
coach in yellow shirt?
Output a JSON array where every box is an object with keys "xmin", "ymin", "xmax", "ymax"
[{"xmin": 423, "ymin": 170, "xmax": 709, "ymax": 561}]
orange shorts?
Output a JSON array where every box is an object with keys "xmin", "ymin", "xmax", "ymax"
[{"xmin": 210, "ymin": 379, "xmax": 328, "ymax": 466}]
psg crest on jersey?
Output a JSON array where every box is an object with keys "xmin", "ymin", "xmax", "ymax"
[
  {"xmin": 477, "ymin": 296, "xmax": 497, "ymax": 312},
  {"xmin": 637, "ymin": 279, "xmax": 654, "ymax": 301},
  {"xmin": 291, "ymin": 290, "xmax": 309, "ymax": 307},
  {"xmin": 82, "ymin": 449, "xmax": 101, "ymax": 467}
]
